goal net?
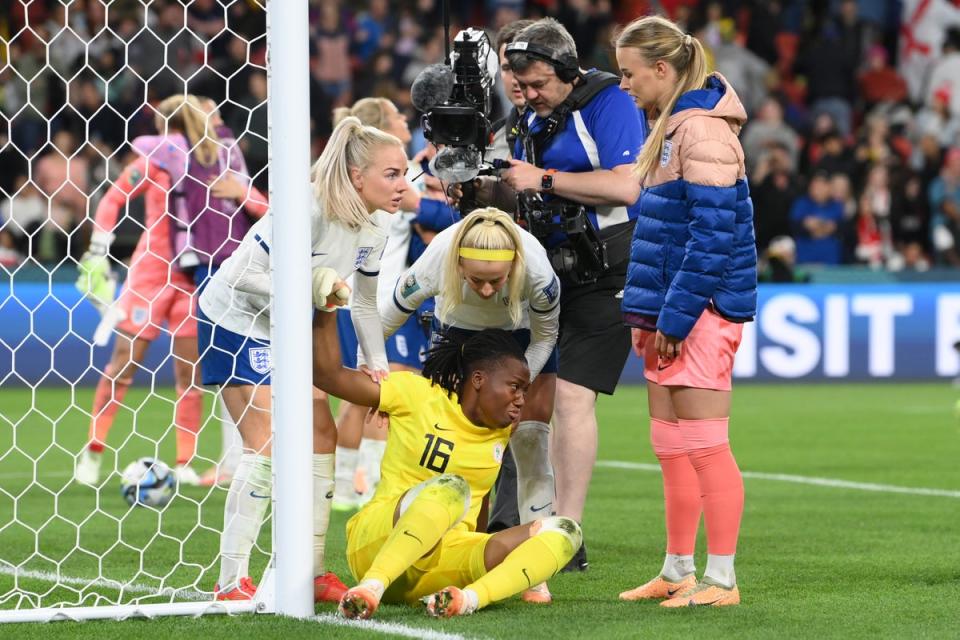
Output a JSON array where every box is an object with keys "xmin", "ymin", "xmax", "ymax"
[{"xmin": 0, "ymin": 0, "xmax": 309, "ymax": 622}]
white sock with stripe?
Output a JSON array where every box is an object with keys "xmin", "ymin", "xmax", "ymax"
[
  {"xmin": 511, "ymin": 421, "xmax": 555, "ymax": 524},
  {"xmin": 218, "ymin": 454, "xmax": 271, "ymax": 590}
]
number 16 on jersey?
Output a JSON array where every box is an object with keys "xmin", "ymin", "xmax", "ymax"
[{"xmin": 419, "ymin": 433, "xmax": 454, "ymax": 473}]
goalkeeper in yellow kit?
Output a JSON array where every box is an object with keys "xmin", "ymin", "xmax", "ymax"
[{"xmin": 311, "ymin": 289, "xmax": 581, "ymax": 620}]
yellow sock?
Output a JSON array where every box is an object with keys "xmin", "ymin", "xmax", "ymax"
[
  {"xmin": 466, "ymin": 517, "xmax": 581, "ymax": 609},
  {"xmin": 363, "ymin": 475, "xmax": 469, "ymax": 587}
]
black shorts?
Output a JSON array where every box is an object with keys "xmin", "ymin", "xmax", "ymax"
[{"xmin": 557, "ymin": 258, "xmax": 631, "ymax": 395}]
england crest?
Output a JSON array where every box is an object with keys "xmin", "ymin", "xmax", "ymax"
[
  {"xmin": 542, "ymin": 277, "xmax": 559, "ymax": 305},
  {"xmin": 660, "ymin": 140, "xmax": 673, "ymax": 167},
  {"xmin": 248, "ymin": 347, "xmax": 272, "ymax": 374},
  {"xmin": 131, "ymin": 306, "xmax": 148, "ymax": 326},
  {"xmin": 354, "ymin": 246, "xmax": 374, "ymax": 269}
]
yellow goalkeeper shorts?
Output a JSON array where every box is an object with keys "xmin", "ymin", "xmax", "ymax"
[{"xmin": 345, "ymin": 498, "xmax": 491, "ymax": 604}]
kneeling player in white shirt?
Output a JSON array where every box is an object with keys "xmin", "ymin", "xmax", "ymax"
[
  {"xmin": 196, "ymin": 116, "xmax": 407, "ymax": 603},
  {"xmin": 380, "ymin": 207, "xmax": 560, "ymax": 604}
]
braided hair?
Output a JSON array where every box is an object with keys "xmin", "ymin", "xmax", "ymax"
[{"xmin": 422, "ymin": 328, "xmax": 527, "ymax": 397}]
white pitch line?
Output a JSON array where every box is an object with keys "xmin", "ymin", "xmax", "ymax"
[
  {"xmin": 6, "ymin": 464, "xmax": 958, "ymax": 498},
  {"xmin": 0, "ymin": 566, "xmax": 210, "ymax": 601},
  {"xmin": 596, "ymin": 460, "xmax": 960, "ymax": 498},
  {"xmin": 313, "ymin": 613, "xmax": 482, "ymax": 640},
  {"xmin": 0, "ymin": 567, "xmax": 481, "ymax": 638}
]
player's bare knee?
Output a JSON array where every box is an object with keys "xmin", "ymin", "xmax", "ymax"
[
  {"xmin": 106, "ymin": 371, "xmax": 134, "ymax": 386},
  {"xmin": 534, "ymin": 516, "xmax": 583, "ymax": 554},
  {"xmin": 520, "ymin": 392, "xmax": 554, "ymax": 423},
  {"xmin": 171, "ymin": 357, "xmax": 194, "ymax": 386},
  {"xmin": 105, "ymin": 359, "xmax": 135, "ymax": 383}
]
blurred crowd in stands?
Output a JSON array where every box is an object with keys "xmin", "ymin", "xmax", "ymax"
[{"xmin": 2, "ymin": 0, "xmax": 960, "ymax": 279}]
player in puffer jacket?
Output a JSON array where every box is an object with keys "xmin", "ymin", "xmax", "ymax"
[
  {"xmin": 615, "ymin": 15, "xmax": 757, "ymax": 608},
  {"xmin": 621, "ymin": 75, "xmax": 756, "ymax": 335}
]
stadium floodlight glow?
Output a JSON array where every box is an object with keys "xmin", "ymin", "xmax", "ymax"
[{"xmin": 0, "ymin": 0, "xmax": 311, "ymax": 623}]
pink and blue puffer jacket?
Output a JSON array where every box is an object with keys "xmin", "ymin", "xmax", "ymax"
[{"xmin": 621, "ymin": 73, "xmax": 757, "ymax": 339}]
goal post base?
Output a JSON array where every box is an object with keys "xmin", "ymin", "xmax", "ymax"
[{"xmin": 252, "ymin": 563, "xmax": 276, "ymax": 614}]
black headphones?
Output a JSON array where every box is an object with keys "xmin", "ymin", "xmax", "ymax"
[{"xmin": 505, "ymin": 41, "xmax": 581, "ymax": 83}]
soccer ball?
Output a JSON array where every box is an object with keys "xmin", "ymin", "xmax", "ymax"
[{"xmin": 120, "ymin": 458, "xmax": 176, "ymax": 508}]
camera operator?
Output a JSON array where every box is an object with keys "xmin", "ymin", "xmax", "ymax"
[
  {"xmin": 489, "ymin": 21, "xmax": 534, "ymax": 163},
  {"xmin": 503, "ymin": 17, "xmax": 647, "ymax": 572}
]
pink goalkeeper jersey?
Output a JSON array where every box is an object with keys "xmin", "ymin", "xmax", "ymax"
[{"xmin": 93, "ymin": 155, "xmax": 192, "ymax": 290}]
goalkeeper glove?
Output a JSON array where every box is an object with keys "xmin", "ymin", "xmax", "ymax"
[
  {"xmin": 76, "ymin": 230, "xmax": 116, "ymax": 312},
  {"xmin": 312, "ymin": 266, "xmax": 350, "ymax": 311}
]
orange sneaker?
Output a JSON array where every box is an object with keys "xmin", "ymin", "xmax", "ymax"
[
  {"xmin": 659, "ymin": 580, "xmax": 740, "ymax": 608},
  {"xmin": 353, "ymin": 467, "xmax": 369, "ymax": 495},
  {"xmin": 338, "ymin": 585, "xmax": 380, "ymax": 620},
  {"xmin": 214, "ymin": 576, "xmax": 257, "ymax": 601},
  {"xmin": 315, "ymin": 572, "xmax": 349, "ymax": 604},
  {"xmin": 199, "ymin": 467, "xmax": 232, "ymax": 487},
  {"xmin": 619, "ymin": 574, "xmax": 697, "ymax": 601},
  {"xmin": 422, "ymin": 586, "xmax": 478, "ymax": 617},
  {"xmin": 521, "ymin": 582, "xmax": 552, "ymax": 604}
]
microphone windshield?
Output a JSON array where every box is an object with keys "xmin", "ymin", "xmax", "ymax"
[
  {"xmin": 411, "ymin": 64, "xmax": 455, "ymax": 112},
  {"xmin": 429, "ymin": 147, "xmax": 481, "ymax": 183}
]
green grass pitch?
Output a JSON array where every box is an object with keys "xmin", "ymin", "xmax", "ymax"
[{"xmin": 0, "ymin": 382, "xmax": 958, "ymax": 639}]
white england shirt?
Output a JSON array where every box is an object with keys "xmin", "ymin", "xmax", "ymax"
[
  {"xmin": 380, "ymin": 221, "xmax": 560, "ymax": 378},
  {"xmin": 199, "ymin": 202, "xmax": 390, "ymax": 368}
]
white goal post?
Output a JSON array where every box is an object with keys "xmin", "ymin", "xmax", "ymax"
[
  {"xmin": 0, "ymin": 0, "xmax": 313, "ymax": 623},
  {"xmin": 266, "ymin": 0, "xmax": 314, "ymax": 621}
]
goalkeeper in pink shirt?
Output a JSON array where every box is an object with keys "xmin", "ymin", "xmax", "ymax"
[{"xmin": 74, "ymin": 94, "xmax": 266, "ymax": 487}]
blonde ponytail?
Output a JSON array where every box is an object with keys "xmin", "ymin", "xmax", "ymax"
[
  {"xmin": 157, "ymin": 94, "xmax": 221, "ymax": 167},
  {"xmin": 312, "ymin": 116, "xmax": 404, "ymax": 230},
  {"xmin": 617, "ymin": 16, "xmax": 709, "ymax": 182},
  {"xmin": 439, "ymin": 208, "xmax": 527, "ymax": 328}
]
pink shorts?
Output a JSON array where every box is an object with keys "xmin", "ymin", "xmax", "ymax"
[
  {"xmin": 116, "ymin": 278, "xmax": 197, "ymax": 341},
  {"xmin": 641, "ymin": 307, "xmax": 743, "ymax": 391}
]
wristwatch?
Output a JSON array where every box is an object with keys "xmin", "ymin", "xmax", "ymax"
[{"xmin": 540, "ymin": 168, "xmax": 558, "ymax": 192}]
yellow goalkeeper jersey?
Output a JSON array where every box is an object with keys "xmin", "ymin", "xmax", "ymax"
[{"xmin": 369, "ymin": 372, "xmax": 512, "ymax": 532}]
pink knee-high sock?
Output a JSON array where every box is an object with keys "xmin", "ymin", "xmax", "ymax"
[
  {"xmin": 651, "ymin": 419, "xmax": 701, "ymax": 555},
  {"xmin": 87, "ymin": 373, "xmax": 131, "ymax": 453},
  {"xmin": 174, "ymin": 384, "xmax": 202, "ymax": 465},
  {"xmin": 679, "ymin": 418, "xmax": 743, "ymax": 556}
]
